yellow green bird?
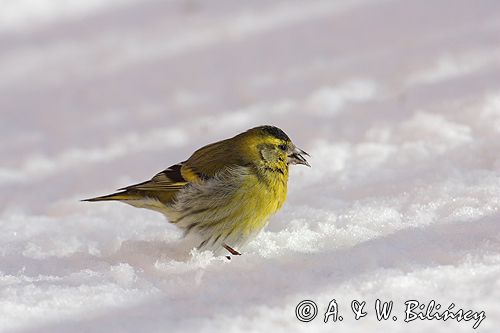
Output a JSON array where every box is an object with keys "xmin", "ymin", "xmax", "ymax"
[{"xmin": 83, "ymin": 125, "xmax": 310, "ymax": 256}]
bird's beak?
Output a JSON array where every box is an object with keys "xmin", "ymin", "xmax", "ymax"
[{"xmin": 288, "ymin": 146, "xmax": 310, "ymax": 167}]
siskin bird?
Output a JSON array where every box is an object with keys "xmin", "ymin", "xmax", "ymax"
[{"xmin": 83, "ymin": 125, "xmax": 310, "ymax": 256}]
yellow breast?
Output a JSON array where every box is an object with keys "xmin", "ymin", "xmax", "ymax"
[{"xmin": 231, "ymin": 168, "xmax": 288, "ymax": 236}]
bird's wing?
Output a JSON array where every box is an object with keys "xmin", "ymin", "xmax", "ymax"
[
  {"xmin": 121, "ymin": 137, "xmax": 248, "ymax": 191},
  {"xmin": 118, "ymin": 163, "xmax": 189, "ymax": 191},
  {"xmin": 181, "ymin": 138, "xmax": 249, "ymax": 181}
]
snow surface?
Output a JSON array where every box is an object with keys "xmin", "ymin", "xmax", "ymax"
[{"xmin": 1, "ymin": 0, "xmax": 500, "ymax": 332}]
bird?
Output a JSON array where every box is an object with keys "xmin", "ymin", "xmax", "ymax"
[{"xmin": 83, "ymin": 125, "xmax": 310, "ymax": 256}]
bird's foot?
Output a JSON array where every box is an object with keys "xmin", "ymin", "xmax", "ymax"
[{"xmin": 223, "ymin": 244, "xmax": 241, "ymax": 256}]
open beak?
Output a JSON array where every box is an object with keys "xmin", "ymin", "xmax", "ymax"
[{"xmin": 288, "ymin": 146, "xmax": 310, "ymax": 167}]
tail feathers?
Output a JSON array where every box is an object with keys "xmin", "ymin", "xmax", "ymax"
[{"xmin": 81, "ymin": 191, "xmax": 139, "ymax": 202}]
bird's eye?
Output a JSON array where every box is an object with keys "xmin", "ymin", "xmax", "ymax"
[{"xmin": 278, "ymin": 144, "xmax": 287, "ymax": 151}]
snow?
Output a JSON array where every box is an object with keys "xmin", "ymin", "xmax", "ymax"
[{"xmin": 1, "ymin": 0, "xmax": 500, "ymax": 332}]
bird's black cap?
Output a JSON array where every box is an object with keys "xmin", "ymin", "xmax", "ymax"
[{"xmin": 259, "ymin": 125, "xmax": 291, "ymax": 142}]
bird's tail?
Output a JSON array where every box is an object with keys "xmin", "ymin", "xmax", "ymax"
[{"xmin": 81, "ymin": 191, "xmax": 140, "ymax": 202}]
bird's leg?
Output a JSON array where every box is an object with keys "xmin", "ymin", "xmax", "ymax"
[{"xmin": 223, "ymin": 244, "xmax": 241, "ymax": 256}]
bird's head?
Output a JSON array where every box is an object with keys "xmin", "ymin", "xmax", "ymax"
[{"xmin": 241, "ymin": 125, "xmax": 310, "ymax": 168}]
